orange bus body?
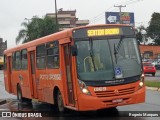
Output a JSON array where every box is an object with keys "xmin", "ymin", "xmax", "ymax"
[{"xmin": 3, "ymin": 24, "xmax": 145, "ymax": 111}]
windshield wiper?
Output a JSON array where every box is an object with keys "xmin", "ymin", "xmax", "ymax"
[
  {"xmin": 114, "ymin": 43, "xmax": 117, "ymax": 64},
  {"xmin": 116, "ymin": 36, "xmax": 124, "ymax": 53},
  {"xmin": 114, "ymin": 36, "xmax": 124, "ymax": 64},
  {"xmin": 89, "ymin": 39, "xmax": 96, "ymax": 71}
]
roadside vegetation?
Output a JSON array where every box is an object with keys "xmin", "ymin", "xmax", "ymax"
[
  {"xmin": 136, "ymin": 12, "xmax": 160, "ymax": 45},
  {"xmin": 16, "ymin": 16, "xmax": 59, "ymax": 44},
  {"xmin": 145, "ymin": 81, "xmax": 160, "ymax": 88}
]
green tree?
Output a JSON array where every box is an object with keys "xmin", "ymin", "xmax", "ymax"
[
  {"xmin": 135, "ymin": 25, "xmax": 148, "ymax": 45},
  {"xmin": 135, "ymin": 26, "xmax": 143, "ymax": 44},
  {"xmin": 16, "ymin": 16, "xmax": 59, "ymax": 44},
  {"xmin": 147, "ymin": 12, "xmax": 160, "ymax": 45}
]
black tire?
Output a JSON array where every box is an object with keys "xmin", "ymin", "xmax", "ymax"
[
  {"xmin": 57, "ymin": 90, "xmax": 65, "ymax": 112},
  {"xmin": 152, "ymin": 73, "xmax": 155, "ymax": 76},
  {"xmin": 17, "ymin": 86, "xmax": 23, "ymax": 102},
  {"xmin": 17, "ymin": 85, "xmax": 31, "ymax": 103}
]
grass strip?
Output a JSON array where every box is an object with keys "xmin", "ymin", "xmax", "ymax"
[{"xmin": 145, "ymin": 81, "xmax": 160, "ymax": 88}]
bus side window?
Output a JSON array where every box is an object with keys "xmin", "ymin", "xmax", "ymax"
[
  {"xmin": 46, "ymin": 41, "xmax": 59, "ymax": 69},
  {"xmin": 36, "ymin": 44, "xmax": 46, "ymax": 69},
  {"xmin": 12, "ymin": 53, "xmax": 15, "ymax": 70},
  {"xmin": 15, "ymin": 51, "xmax": 21, "ymax": 70},
  {"xmin": 21, "ymin": 49, "xmax": 28, "ymax": 70}
]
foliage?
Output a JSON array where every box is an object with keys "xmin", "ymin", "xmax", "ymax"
[
  {"xmin": 147, "ymin": 12, "xmax": 160, "ymax": 45},
  {"xmin": 135, "ymin": 28, "xmax": 143, "ymax": 44},
  {"xmin": 145, "ymin": 81, "xmax": 160, "ymax": 88},
  {"xmin": 135, "ymin": 25, "xmax": 147, "ymax": 44},
  {"xmin": 16, "ymin": 16, "xmax": 59, "ymax": 44}
]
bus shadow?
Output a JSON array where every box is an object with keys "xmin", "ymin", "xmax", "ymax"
[
  {"xmin": 16, "ymin": 101, "xmax": 120, "ymax": 118},
  {"xmin": 10, "ymin": 101, "xmax": 145, "ymax": 120}
]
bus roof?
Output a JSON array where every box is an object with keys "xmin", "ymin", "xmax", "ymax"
[
  {"xmin": 4, "ymin": 24, "xmax": 132, "ymax": 54},
  {"xmin": 73, "ymin": 24, "xmax": 131, "ymax": 30},
  {"xmin": 4, "ymin": 28, "xmax": 72, "ymax": 54}
]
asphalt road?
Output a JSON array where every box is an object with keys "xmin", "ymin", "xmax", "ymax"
[
  {"xmin": 0, "ymin": 70, "xmax": 160, "ymax": 120},
  {"xmin": 145, "ymin": 70, "xmax": 160, "ymax": 82}
]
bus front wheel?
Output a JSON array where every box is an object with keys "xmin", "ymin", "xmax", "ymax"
[
  {"xmin": 17, "ymin": 86, "xmax": 23, "ymax": 102},
  {"xmin": 17, "ymin": 85, "xmax": 31, "ymax": 103},
  {"xmin": 57, "ymin": 90, "xmax": 64, "ymax": 112}
]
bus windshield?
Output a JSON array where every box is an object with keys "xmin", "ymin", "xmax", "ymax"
[
  {"xmin": 109, "ymin": 38, "xmax": 141, "ymax": 79},
  {"xmin": 75, "ymin": 38, "xmax": 141, "ymax": 81}
]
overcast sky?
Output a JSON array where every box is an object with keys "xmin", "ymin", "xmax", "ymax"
[{"xmin": 0, "ymin": 0, "xmax": 160, "ymax": 48}]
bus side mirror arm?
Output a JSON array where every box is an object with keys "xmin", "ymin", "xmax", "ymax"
[{"xmin": 71, "ymin": 45, "xmax": 78, "ymax": 56}]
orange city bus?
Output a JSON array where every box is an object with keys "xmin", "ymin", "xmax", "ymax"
[{"xmin": 3, "ymin": 24, "xmax": 145, "ymax": 112}]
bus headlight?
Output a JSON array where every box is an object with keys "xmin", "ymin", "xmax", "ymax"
[
  {"xmin": 139, "ymin": 81, "xmax": 144, "ymax": 87},
  {"xmin": 78, "ymin": 80, "xmax": 91, "ymax": 95},
  {"xmin": 139, "ymin": 74, "xmax": 144, "ymax": 88},
  {"xmin": 82, "ymin": 88, "xmax": 89, "ymax": 94}
]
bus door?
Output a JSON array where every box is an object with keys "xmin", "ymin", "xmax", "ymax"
[
  {"xmin": 6, "ymin": 56, "xmax": 12, "ymax": 93},
  {"xmin": 29, "ymin": 51, "xmax": 38, "ymax": 98},
  {"xmin": 63, "ymin": 44, "xmax": 75, "ymax": 106}
]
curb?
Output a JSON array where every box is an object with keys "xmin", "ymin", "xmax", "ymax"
[
  {"xmin": 146, "ymin": 86, "xmax": 160, "ymax": 91},
  {"xmin": 0, "ymin": 100, "xmax": 6, "ymax": 105}
]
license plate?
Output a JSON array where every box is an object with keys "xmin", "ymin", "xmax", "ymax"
[{"xmin": 112, "ymin": 98, "xmax": 123, "ymax": 103}]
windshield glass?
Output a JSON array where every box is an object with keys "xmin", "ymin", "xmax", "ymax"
[
  {"xmin": 109, "ymin": 38, "xmax": 141, "ymax": 78},
  {"xmin": 75, "ymin": 38, "xmax": 142, "ymax": 81},
  {"xmin": 75, "ymin": 39, "xmax": 114, "ymax": 80}
]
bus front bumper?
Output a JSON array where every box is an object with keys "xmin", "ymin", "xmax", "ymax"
[{"xmin": 77, "ymin": 86, "xmax": 145, "ymax": 111}]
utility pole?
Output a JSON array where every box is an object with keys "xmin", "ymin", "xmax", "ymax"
[
  {"xmin": 55, "ymin": 0, "xmax": 58, "ymax": 31},
  {"xmin": 114, "ymin": 5, "xmax": 126, "ymax": 24}
]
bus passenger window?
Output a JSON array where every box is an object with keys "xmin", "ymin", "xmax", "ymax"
[
  {"xmin": 12, "ymin": 53, "xmax": 15, "ymax": 69},
  {"xmin": 15, "ymin": 51, "xmax": 21, "ymax": 70},
  {"xmin": 21, "ymin": 49, "xmax": 28, "ymax": 70},
  {"xmin": 46, "ymin": 41, "xmax": 59, "ymax": 69},
  {"xmin": 36, "ymin": 44, "xmax": 46, "ymax": 69}
]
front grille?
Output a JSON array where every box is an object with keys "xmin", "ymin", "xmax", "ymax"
[{"xmin": 95, "ymin": 87, "xmax": 135, "ymax": 97}]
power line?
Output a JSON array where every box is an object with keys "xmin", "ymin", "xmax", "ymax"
[
  {"xmin": 89, "ymin": 6, "xmax": 114, "ymax": 24},
  {"xmin": 90, "ymin": 7, "xmax": 117, "ymax": 24},
  {"xmin": 90, "ymin": 0, "xmax": 143, "ymax": 24},
  {"xmin": 117, "ymin": 0, "xmax": 142, "ymax": 6}
]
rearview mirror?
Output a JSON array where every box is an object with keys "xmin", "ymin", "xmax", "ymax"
[{"xmin": 71, "ymin": 45, "xmax": 78, "ymax": 56}]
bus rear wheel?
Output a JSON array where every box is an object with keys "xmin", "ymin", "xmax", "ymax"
[{"xmin": 57, "ymin": 90, "xmax": 65, "ymax": 112}]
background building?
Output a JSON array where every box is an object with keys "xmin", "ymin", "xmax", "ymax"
[
  {"xmin": 139, "ymin": 45, "xmax": 160, "ymax": 60},
  {"xmin": 46, "ymin": 9, "xmax": 89, "ymax": 30},
  {"xmin": 0, "ymin": 38, "xmax": 7, "ymax": 69}
]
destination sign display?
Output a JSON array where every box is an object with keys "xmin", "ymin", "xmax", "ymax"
[
  {"xmin": 72, "ymin": 26, "xmax": 135, "ymax": 39},
  {"xmin": 87, "ymin": 28, "xmax": 119, "ymax": 37}
]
